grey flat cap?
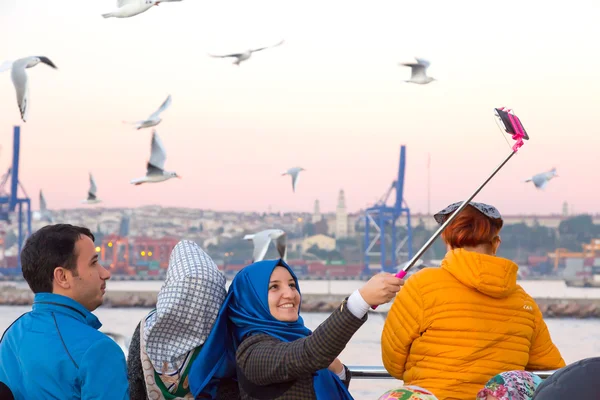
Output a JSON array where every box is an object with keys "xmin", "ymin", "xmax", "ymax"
[{"xmin": 433, "ymin": 201, "xmax": 502, "ymax": 225}]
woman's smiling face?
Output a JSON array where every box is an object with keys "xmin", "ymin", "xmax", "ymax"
[{"xmin": 267, "ymin": 266, "xmax": 301, "ymax": 322}]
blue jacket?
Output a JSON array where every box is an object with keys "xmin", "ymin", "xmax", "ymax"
[{"xmin": 0, "ymin": 293, "xmax": 129, "ymax": 400}]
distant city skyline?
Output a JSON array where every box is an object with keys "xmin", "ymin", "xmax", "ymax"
[
  {"xmin": 41, "ymin": 201, "xmax": 593, "ymax": 218},
  {"xmin": 0, "ymin": 0, "xmax": 598, "ymax": 215}
]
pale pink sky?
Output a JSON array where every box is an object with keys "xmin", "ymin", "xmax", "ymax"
[{"xmin": 0, "ymin": 0, "xmax": 598, "ymax": 215}]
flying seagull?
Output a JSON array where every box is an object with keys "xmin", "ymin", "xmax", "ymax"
[
  {"xmin": 0, "ymin": 56, "xmax": 58, "ymax": 122},
  {"xmin": 130, "ymin": 130, "xmax": 180, "ymax": 185},
  {"xmin": 82, "ymin": 173, "xmax": 102, "ymax": 204},
  {"xmin": 243, "ymin": 229, "xmax": 287, "ymax": 262},
  {"xmin": 39, "ymin": 190, "xmax": 53, "ymax": 223},
  {"xmin": 525, "ymin": 168, "xmax": 558, "ymax": 190},
  {"xmin": 102, "ymin": 0, "xmax": 183, "ymax": 19},
  {"xmin": 123, "ymin": 95, "xmax": 172, "ymax": 130},
  {"xmin": 208, "ymin": 40, "xmax": 285, "ymax": 66},
  {"xmin": 282, "ymin": 167, "xmax": 305, "ymax": 193},
  {"xmin": 399, "ymin": 57, "xmax": 436, "ymax": 84}
]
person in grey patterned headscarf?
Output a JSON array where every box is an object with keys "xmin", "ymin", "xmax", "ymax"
[{"xmin": 127, "ymin": 240, "xmax": 239, "ymax": 400}]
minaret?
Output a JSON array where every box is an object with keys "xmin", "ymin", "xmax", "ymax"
[
  {"xmin": 312, "ymin": 199, "xmax": 322, "ymax": 223},
  {"xmin": 562, "ymin": 201, "xmax": 569, "ymax": 217},
  {"xmin": 336, "ymin": 190, "xmax": 348, "ymax": 238}
]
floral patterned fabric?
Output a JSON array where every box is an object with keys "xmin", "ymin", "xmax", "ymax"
[
  {"xmin": 378, "ymin": 385, "xmax": 439, "ymax": 400},
  {"xmin": 476, "ymin": 370, "xmax": 542, "ymax": 400}
]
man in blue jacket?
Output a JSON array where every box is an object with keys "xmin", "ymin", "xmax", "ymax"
[{"xmin": 0, "ymin": 224, "xmax": 129, "ymax": 399}]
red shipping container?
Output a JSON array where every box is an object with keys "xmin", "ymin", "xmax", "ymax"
[
  {"xmin": 287, "ymin": 259, "xmax": 307, "ymax": 266},
  {"xmin": 527, "ymin": 256, "xmax": 549, "ymax": 266},
  {"xmin": 225, "ymin": 264, "xmax": 246, "ymax": 272},
  {"xmin": 307, "ymin": 263, "xmax": 326, "ymax": 273}
]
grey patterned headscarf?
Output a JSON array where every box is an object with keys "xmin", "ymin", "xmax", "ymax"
[{"xmin": 144, "ymin": 240, "xmax": 227, "ymax": 373}]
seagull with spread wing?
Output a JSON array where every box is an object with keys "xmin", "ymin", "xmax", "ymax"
[
  {"xmin": 123, "ymin": 95, "xmax": 172, "ymax": 130},
  {"xmin": 102, "ymin": 0, "xmax": 183, "ymax": 19},
  {"xmin": 282, "ymin": 167, "xmax": 305, "ymax": 193},
  {"xmin": 0, "ymin": 56, "xmax": 58, "ymax": 122},
  {"xmin": 82, "ymin": 173, "xmax": 102, "ymax": 204},
  {"xmin": 130, "ymin": 130, "xmax": 180, "ymax": 185},
  {"xmin": 208, "ymin": 40, "xmax": 285, "ymax": 66},
  {"xmin": 244, "ymin": 229, "xmax": 287, "ymax": 262},
  {"xmin": 525, "ymin": 168, "xmax": 558, "ymax": 190},
  {"xmin": 399, "ymin": 57, "xmax": 436, "ymax": 84}
]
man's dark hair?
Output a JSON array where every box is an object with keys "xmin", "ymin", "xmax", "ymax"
[{"xmin": 21, "ymin": 224, "xmax": 95, "ymax": 293}]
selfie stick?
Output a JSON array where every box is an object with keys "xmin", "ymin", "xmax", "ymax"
[
  {"xmin": 371, "ymin": 107, "xmax": 529, "ymax": 310},
  {"xmin": 370, "ymin": 108, "xmax": 528, "ymax": 309}
]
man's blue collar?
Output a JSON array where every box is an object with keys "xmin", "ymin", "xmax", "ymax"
[{"xmin": 32, "ymin": 292, "xmax": 102, "ymax": 330}]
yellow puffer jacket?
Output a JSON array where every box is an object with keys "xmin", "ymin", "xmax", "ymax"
[{"xmin": 381, "ymin": 248, "xmax": 565, "ymax": 400}]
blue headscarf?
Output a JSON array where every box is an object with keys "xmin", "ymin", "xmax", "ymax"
[{"xmin": 189, "ymin": 259, "xmax": 353, "ymax": 400}]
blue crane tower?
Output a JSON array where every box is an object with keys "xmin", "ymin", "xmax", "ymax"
[
  {"xmin": 0, "ymin": 126, "xmax": 32, "ymax": 274},
  {"xmin": 363, "ymin": 145, "xmax": 413, "ymax": 274}
]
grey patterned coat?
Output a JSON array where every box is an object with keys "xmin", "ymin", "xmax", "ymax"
[{"xmin": 235, "ymin": 300, "xmax": 367, "ymax": 399}]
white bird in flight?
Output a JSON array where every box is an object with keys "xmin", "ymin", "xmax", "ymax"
[
  {"xmin": 102, "ymin": 0, "xmax": 182, "ymax": 19},
  {"xmin": 123, "ymin": 95, "xmax": 172, "ymax": 130},
  {"xmin": 0, "ymin": 56, "xmax": 58, "ymax": 122},
  {"xmin": 525, "ymin": 168, "xmax": 558, "ymax": 190},
  {"xmin": 130, "ymin": 130, "xmax": 180, "ymax": 185},
  {"xmin": 82, "ymin": 173, "xmax": 102, "ymax": 204},
  {"xmin": 208, "ymin": 40, "xmax": 285, "ymax": 66},
  {"xmin": 39, "ymin": 190, "xmax": 53, "ymax": 223},
  {"xmin": 399, "ymin": 57, "xmax": 436, "ymax": 84},
  {"xmin": 244, "ymin": 229, "xmax": 287, "ymax": 262},
  {"xmin": 282, "ymin": 167, "xmax": 305, "ymax": 193}
]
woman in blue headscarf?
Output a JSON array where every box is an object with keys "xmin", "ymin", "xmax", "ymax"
[{"xmin": 189, "ymin": 258, "xmax": 402, "ymax": 399}]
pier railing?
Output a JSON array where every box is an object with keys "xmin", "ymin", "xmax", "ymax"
[
  {"xmin": 345, "ymin": 365, "xmax": 556, "ymax": 380},
  {"xmin": 105, "ymin": 332, "xmax": 556, "ymax": 381}
]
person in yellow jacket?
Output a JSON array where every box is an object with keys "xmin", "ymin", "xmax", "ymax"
[{"xmin": 381, "ymin": 201, "xmax": 566, "ymax": 400}]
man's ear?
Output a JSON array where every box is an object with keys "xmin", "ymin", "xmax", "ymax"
[{"xmin": 53, "ymin": 267, "xmax": 71, "ymax": 290}]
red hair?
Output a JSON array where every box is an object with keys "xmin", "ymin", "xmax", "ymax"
[{"xmin": 440, "ymin": 205, "xmax": 503, "ymax": 249}]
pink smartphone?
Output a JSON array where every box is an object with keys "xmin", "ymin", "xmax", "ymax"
[{"xmin": 494, "ymin": 108, "xmax": 529, "ymax": 140}]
